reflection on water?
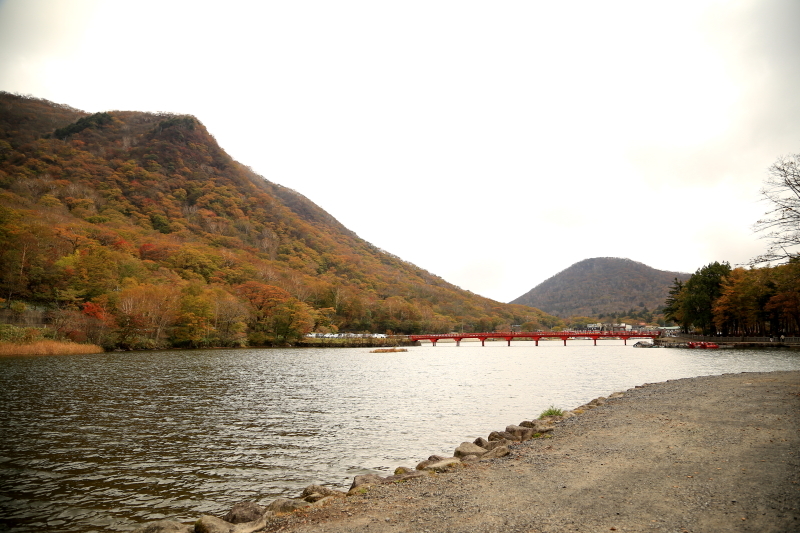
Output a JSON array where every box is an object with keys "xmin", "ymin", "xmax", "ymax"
[{"xmin": 1, "ymin": 341, "xmax": 798, "ymax": 532}]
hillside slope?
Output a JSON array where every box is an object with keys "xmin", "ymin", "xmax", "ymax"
[
  {"xmin": 510, "ymin": 257, "xmax": 690, "ymax": 318},
  {"xmin": 0, "ymin": 93, "xmax": 557, "ymax": 347}
]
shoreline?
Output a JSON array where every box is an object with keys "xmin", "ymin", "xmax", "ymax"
[{"xmin": 132, "ymin": 370, "xmax": 800, "ymax": 533}]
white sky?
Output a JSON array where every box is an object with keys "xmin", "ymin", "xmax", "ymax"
[{"xmin": 1, "ymin": 0, "xmax": 798, "ymax": 303}]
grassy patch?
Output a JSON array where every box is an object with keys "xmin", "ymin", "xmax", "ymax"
[
  {"xmin": 0, "ymin": 340, "xmax": 104, "ymax": 357},
  {"xmin": 538, "ymin": 405, "xmax": 564, "ymax": 418}
]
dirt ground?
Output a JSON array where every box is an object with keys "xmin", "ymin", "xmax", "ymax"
[{"xmin": 263, "ymin": 371, "xmax": 800, "ymax": 533}]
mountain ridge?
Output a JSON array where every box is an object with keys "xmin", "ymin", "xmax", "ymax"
[{"xmin": 0, "ymin": 92, "xmax": 558, "ymax": 347}]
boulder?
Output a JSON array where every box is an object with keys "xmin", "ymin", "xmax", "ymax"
[
  {"xmin": 131, "ymin": 520, "xmax": 194, "ymax": 533},
  {"xmin": 420, "ymin": 457, "xmax": 461, "ymax": 472},
  {"xmin": 300, "ymin": 484, "xmax": 346, "ymax": 502},
  {"xmin": 266, "ymin": 498, "xmax": 310, "ymax": 514},
  {"xmin": 383, "ymin": 470, "xmax": 426, "ymax": 483},
  {"xmin": 222, "ymin": 501, "xmax": 266, "ymax": 524},
  {"xmin": 480, "ymin": 445, "xmax": 510, "ymax": 460},
  {"xmin": 485, "ymin": 438, "xmax": 513, "ymax": 450},
  {"xmin": 454, "ymin": 441, "xmax": 488, "ymax": 458},
  {"xmin": 459, "ymin": 454, "xmax": 480, "ymax": 462},
  {"xmin": 195, "ymin": 516, "xmax": 234, "ymax": 533},
  {"xmin": 394, "ymin": 466, "xmax": 415, "ymax": 475},
  {"xmin": 505, "ymin": 425, "xmax": 536, "ymax": 441},
  {"xmin": 488, "ymin": 430, "xmax": 518, "ymax": 442},
  {"xmin": 473, "ymin": 436, "xmax": 490, "ymax": 448},
  {"xmin": 349, "ymin": 474, "xmax": 385, "ymax": 491},
  {"xmin": 415, "ymin": 455, "xmax": 450, "ymax": 470}
]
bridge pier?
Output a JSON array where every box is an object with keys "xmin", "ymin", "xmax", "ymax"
[{"xmin": 479, "ymin": 337, "xmax": 487, "ymax": 346}]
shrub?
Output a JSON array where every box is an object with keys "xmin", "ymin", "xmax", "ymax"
[{"xmin": 538, "ymin": 405, "xmax": 564, "ymax": 418}]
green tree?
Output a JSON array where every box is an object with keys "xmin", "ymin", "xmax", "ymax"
[{"xmin": 681, "ymin": 262, "xmax": 732, "ymax": 334}]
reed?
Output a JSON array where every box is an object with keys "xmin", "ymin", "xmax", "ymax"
[
  {"xmin": 369, "ymin": 347, "xmax": 408, "ymax": 353},
  {"xmin": 0, "ymin": 340, "xmax": 104, "ymax": 357}
]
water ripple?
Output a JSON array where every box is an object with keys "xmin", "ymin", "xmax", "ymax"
[{"xmin": 1, "ymin": 342, "xmax": 798, "ymax": 532}]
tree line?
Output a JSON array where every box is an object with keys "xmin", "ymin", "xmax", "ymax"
[{"xmin": 664, "ymin": 261, "xmax": 799, "ymax": 336}]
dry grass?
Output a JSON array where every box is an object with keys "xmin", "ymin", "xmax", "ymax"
[
  {"xmin": 0, "ymin": 340, "xmax": 104, "ymax": 357},
  {"xmin": 369, "ymin": 347, "xmax": 408, "ymax": 353}
]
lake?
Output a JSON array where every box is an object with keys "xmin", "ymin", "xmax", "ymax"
[{"xmin": 1, "ymin": 340, "xmax": 798, "ymax": 532}]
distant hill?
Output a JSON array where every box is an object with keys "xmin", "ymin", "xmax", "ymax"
[{"xmin": 510, "ymin": 258, "xmax": 690, "ymax": 318}]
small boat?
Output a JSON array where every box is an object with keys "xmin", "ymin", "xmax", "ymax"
[
  {"xmin": 633, "ymin": 341, "xmax": 659, "ymax": 348},
  {"xmin": 686, "ymin": 341, "xmax": 720, "ymax": 349}
]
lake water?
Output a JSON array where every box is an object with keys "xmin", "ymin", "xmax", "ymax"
[{"xmin": 1, "ymin": 340, "xmax": 798, "ymax": 532}]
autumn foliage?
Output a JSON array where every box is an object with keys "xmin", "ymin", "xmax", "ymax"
[
  {"xmin": 0, "ymin": 93, "xmax": 556, "ymax": 349},
  {"xmin": 664, "ymin": 260, "xmax": 800, "ymax": 336}
]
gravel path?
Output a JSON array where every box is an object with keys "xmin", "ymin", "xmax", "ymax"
[{"xmin": 263, "ymin": 371, "xmax": 800, "ymax": 533}]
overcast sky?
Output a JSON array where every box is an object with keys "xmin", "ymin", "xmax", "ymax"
[{"xmin": 1, "ymin": 0, "xmax": 798, "ymax": 303}]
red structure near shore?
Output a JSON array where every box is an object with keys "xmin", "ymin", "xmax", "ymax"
[{"xmin": 409, "ymin": 330, "xmax": 661, "ymax": 347}]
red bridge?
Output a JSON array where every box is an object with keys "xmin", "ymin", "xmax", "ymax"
[{"xmin": 408, "ymin": 330, "xmax": 661, "ymax": 347}]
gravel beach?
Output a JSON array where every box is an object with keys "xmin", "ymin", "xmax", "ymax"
[{"xmin": 263, "ymin": 371, "xmax": 799, "ymax": 533}]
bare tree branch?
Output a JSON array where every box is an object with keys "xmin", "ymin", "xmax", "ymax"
[{"xmin": 751, "ymin": 153, "xmax": 800, "ymax": 265}]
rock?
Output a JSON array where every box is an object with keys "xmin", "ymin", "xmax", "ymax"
[
  {"xmin": 195, "ymin": 514, "xmax": 268, "ymax": 533},
  {"xmin": 266, "ymin": 498, "xmax": 311, "ymax": 514},
  {"xmin": 420, "ymin": 457, "xmax": 461, "ymax": 472},
  {"xmin": 350, "ymin": 474, "xmax": 385, "ymax": 491},
  {"xmin": 485, "ymin": 438, "xmax": 514, "ymax": 450},
  {"xmin": 609, "ymin": 391, "xmax": 625, "ymax": 398},
  {"xmin": 308, "ymin": 495, "xmax": 337, "ymax": 506},
  {"xmin": 589, "ymin": 397, "xmax": 606, "ymax": 406},
  {"xmin": 473, "ymin": 436, "xmax": 490, "ymax": 448},
  {"xmin": 300, "ymin": 484, "xmax": 346, "ymax": 502},
  {"xmin": 383, "ymin": 470, "xmax": 426, "ymax": 483},
  {"xmin": 488, "ymin": 430, "xmax": 519, "ymax": 441},
  {"xmin": 454, "ymin": 441, "xmax": 488, "ymax": 457},
  {"xmin": 415, "ymin": 455, "xmax": 449, "ymax": 470},
  {"xmin": 131, "ymin": 520, "xmax": 194, "ymax": 533},
  {"xmin": 195, "ymin": 515, "xmax": 235, "ymax": 533},
  {"xmin": 459, "ymin": 454, "xmax": 480, "ymax": 462},
  {"xmin": 222, "ymin": 501, "xmax": 266, "ymax": 524},
  {"xmin": 519, "ymin": 420, "xmax": 537, "ymax": 428},
  {"xmin": 480, "ymin": 445, "xmax": 510, "ymax": 460},
  {"xmin": 506, "ymin": 425, "xmax": 536, "ymax": 441},
  {"xmin": 561, "ymin": 410, "xmax": 577, "ymax": 418},
  {"xmin": 394, "ymin": 466, "xmax": 415, "ymax": 475}
]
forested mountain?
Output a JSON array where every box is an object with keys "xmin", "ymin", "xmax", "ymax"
[
  {"xmin": 0, "ymin": 92, "xmax": 557, "ymax": 348},
  {"xmin": 510, "ymin": 257, "xmax": 691, "ymax": 319}
]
